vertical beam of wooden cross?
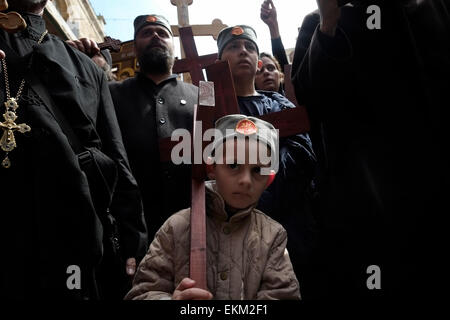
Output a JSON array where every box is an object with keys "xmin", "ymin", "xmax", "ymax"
[
  {"xmin": 205, "ymin": 60, "xmax": 240, "ymax": 117},
  {"xmin": 172, "ymin": 26, "xmax": 218, "ymax": 86},
  {"xmin": 189, "ymin": 81, "xmax": 215, "ymax": 290},
  {"xmin": 170, "ymin": 1, "xmax": 227, "ymax": 85},
  {"xmin": 171, "ymin": 0, "xmax": 193, "ymax": 82},
  {"xmin": 171, "ymin": 0, "xmax": 192, "ymax": 27},
  {"xmin": 158, "ymin": 63, "xmax": 235, "ymax": 163}
]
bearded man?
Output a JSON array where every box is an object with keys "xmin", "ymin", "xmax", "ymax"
[{"xmin": 109, "ymin": 15, "xmax": 197, "ymax": 244}]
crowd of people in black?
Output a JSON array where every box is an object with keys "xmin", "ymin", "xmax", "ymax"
[{"xmin": 0, "ymin": 0, "xmax": 448, "ymax": 301}]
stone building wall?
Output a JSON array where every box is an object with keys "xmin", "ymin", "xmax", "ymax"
[{"xmin": 45, "ymin": 0, "xmax": 105, "ymax": 41}]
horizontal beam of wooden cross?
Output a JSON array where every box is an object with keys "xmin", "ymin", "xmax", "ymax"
[
  {"xmin": 171, "ymin": 19, "xmax": 227, "ymax": 40},
  {"xmin": 158, "ymin": 61, "xmax": 311, "ymax": 163},
  {"xmin": 280, "ymin": 64, "xmax": 311, "ymax": 134},
  {"xmin": 206, "ymin": 60, "xmax": 311, "ymax": 136}
]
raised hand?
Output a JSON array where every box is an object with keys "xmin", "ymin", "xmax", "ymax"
[
  {"xmin": 260, "ymin": 0, "xmax": 277, "ymax": 26},
  {"xmin": 260, "ymin": 0, "xmax": 280, "ymax": 39}
]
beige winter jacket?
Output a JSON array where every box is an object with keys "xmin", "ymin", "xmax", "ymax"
[{"xmin": 125, "ymin": 181, "xmax": 301, "ymax": 300}]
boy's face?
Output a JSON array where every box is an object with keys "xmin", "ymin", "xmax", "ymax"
[
  {"xmin": 208, "ymin": 139, "xmax": 270, "ymax": 212},
  {"xmin": 220, "ymin": 39, "xmax": 259, "ymax": 81}
]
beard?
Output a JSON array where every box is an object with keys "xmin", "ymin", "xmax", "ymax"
[
  {"xmin": 7, "ymin": 0, "xmax": 48, "ymax": 13},
  {"xmin": 137, "ymin": 45, "xmax": 174, "ymax": 75}
]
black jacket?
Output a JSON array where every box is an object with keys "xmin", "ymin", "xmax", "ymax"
[{"xmin": 109, "ymin": 74, "xmax": 198, "ymax": 242}]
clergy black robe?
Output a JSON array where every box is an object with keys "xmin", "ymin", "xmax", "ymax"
[
  {"xmin": 0, "ymin": 13, "xmax": 147, "ymax": 299},
  {"xmin": 292, "ymin": 0, "xmax": 450, "ymax": 300}
]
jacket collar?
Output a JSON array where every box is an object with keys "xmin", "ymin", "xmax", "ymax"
[
  {"xmin": 205, "ymin": 180, "xmax": 256, "ymax": 223},
  {"xmin": 137, "ymin": 72, "xmax": 177, "ymax": 86},
  {"xmin": 21, "ymin": 13, "xmax": 47, "ymax": 42}
]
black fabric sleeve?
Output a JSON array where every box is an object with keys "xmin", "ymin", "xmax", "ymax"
[
  {"xmin": 271, "ymin": 36, "xmax": 289, "ymax": 67},
  {"xmin": 291, "ymin": 13, "xmax": 352, "ymax": 108},
  {"xmin": 96, "ymin": 72, "xmax": 148, "ymax": 261}
]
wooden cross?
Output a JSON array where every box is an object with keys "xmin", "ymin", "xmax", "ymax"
[
  {"xmin": 206, "ymin": 61, "xmax": 310, "ymax": 136},
  {"xmin": 172, "ymin": 26, "xmax": 218, "ymax": 86},
  {"xmin": 160, "ymin": 27, "xmax": 312, "ymax": 153},
  {"xmin": 98, "ymin": 36, "xmax": 122, "ymax": 53},
  {"xmin": 160, "ymin": 30, "xmax": 311, "ymax": 163},
  {"xmin": 172, "ymin": 25, "xmax": 310, "ymax": 128},
  {"xmin": 158, "ymin": 25, "xmax": 311, "ymax": 288},
  {"xmin": 170, "ymin": 0, "xmax": 226, "ymax": 84},
  {"xmin": 0, "ymin": 0, "xmax": 27, "ymax": 33},
  {"xmin": 184, "ymin": 61, "xmax": 311, "ymax": 289}
]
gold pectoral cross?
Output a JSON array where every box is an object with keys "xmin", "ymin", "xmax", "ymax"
[{"xmin": 0, "ymin": 100, "xmax": 31, "ymax": 168}]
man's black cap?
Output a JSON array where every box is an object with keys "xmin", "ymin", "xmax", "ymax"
[{"xmin": 134, "ymin": 14, "xmax": 173, "ymax": 37}]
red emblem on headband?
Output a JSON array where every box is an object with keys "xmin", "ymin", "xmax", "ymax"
[
  {"xmin": 236, "ymin": 119, "xmax": 257, "ymax": 135},
  {"xmin": 146, "ymin": 16, "xmax": 158, "ymax": 22},
  {"xmin": 231, "ymin": 26, "xmax": 244, "ymax": 36}
]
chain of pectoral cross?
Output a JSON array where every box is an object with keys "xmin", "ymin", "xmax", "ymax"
[{"xmin": 0, "ymin": 29, "xmax": 48, "ymax": 168}]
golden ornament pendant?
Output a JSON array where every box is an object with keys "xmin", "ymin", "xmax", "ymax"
[
  {"xmin": 5, "ymin": 98, "xmax": 19, "ymax": 111},
  {"xmin": 1, "ymin": 155, "xmax": 11, "ymax": 168}
]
